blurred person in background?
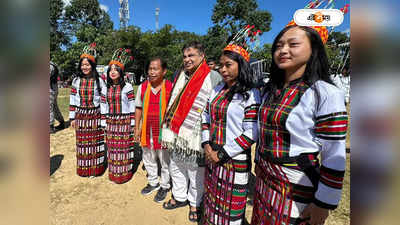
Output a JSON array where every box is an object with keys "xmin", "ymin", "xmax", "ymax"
[
  {"xmin": 207, "ymin": 57, "xmax": 223, "ymax": 88},
  {"xmin": 69, "ymin": 43, "xmax": 107, "ymax": 177},
  {"xmin": 351, "ymin": 2, "xmax": 400, "ymax": 224},
  {"xmin": 252, "ymin": 25, "xmax": 348, "ymax": 225},
  {"xmin": 49, "ymin": 61, "xmax": 65, "ymax": 134},
  {"xmin": 100, "ymin": 48, "xmax": 135, "ymax": 184}
]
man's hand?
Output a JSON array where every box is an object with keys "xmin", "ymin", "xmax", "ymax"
[
  {"xmin": 300, "ymin": 203, "xmax": 329, "ymax": 225},
  {"xmin": 134, "ymin": 128, "xmax": 141, "ymax": 143},
  {"xmin": 204, "ymin": 144, "xmax": 219, "ymax": 164},
  {"xmin": 70, "ymin": 120, "xmax": 76, "ymax": 129}
]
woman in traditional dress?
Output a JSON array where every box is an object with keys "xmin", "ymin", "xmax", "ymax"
[
  {"xmin": 100, "ymin": 48, "xmax": 135, "ymax": 184},
  {"xmin": 251, "ymin": 25, "xmax": 348, "ymax": 225},
  {"xmin": 201, "ymin": 43, "xmax": 261, "ymax": 224},
  {"xmin": 70, "ymin": 43, "xmax": 107, "ymax": 177}
]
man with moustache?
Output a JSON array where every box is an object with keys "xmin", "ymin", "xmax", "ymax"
[
  {"xmin": 161, "ymin": 41, "xmax": 217, "ymax": 222},
  {"xmin": 135, "ymin": 57, "xmax": 173, "ymax": 202}
]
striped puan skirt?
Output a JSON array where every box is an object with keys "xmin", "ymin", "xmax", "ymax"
[
  {"xmin": 202, "ymin": 153, "xmax": 249, "ymax": 225},
  {"xmin": 251, "ymin": 156, "xmax": 317, "ymax": 225},
  {"xmin": 75, "ymin": 107, "xmax": 106, "ymax": 177},
  {"xmin": 105, "ymin": 114, "xmax": 135, "ymax": 184}
]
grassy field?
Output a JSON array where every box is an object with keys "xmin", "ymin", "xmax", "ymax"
[{"xmin": 52, "ymin": 88, "xmax": 350, "ymax": 225}]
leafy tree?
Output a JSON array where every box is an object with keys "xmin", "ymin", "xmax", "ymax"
[
  {"xmin": 326, "ymin": 31, "xmax": 350, "ymax": 74},
  {"xmin": 50, "ymin": 0, "xmax": 68, "ymax": 57},
  {"xmin": 63, "ymin": 0, "xmax": 113, "ymax": 42},
  {"xmin": 203, "ymin": 25, "xmax": 229, "ymax": 61},
  {"xmin": 211, "ymin": 0, "xmax": 272, "ymax": 35},
  {"xmin": 250, "ymin": 43, "xmax": 272, "ymax": 67}
]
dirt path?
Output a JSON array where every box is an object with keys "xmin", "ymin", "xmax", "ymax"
[{"xmin": 50, "ymin": 88, "xmax": 349, "ymax": 225}]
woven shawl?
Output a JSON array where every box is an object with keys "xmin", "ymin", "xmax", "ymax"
[{"xmin": 162, "ymin": 61, "xmax": 212, "ymax": 163}]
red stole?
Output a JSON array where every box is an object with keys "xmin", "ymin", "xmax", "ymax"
[{"xmin": 168, "ymin": 61, "xmax": 210, "ymax": 134}]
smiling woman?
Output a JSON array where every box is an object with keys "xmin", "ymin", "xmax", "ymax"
[
  {"xmin": 251, "ymin": 24, "xmax": 348, "ymax": 225},
  {"xmin": 70, "ymin": 43, "xmax": 107, "ymax": 177}
]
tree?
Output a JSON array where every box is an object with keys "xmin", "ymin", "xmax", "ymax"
[
  {"xmin": 50, "ymin": 0, "xmax": 68, "ymax": 57},
  {"xmin": 63, "ymin": 0, "xmax": 113, "ymax": 43},
  {"xmin": 203, "ymin": 25, "xmax": 229, "ymax": 61},
  {"xmin": 250, "ymin": 43, "xmax": 272, "ymax": 65},
  {"xmin": 327, "ymin": 31, "xmax": 349, "ymax": 46},
  {"xmin": 326, "ymin": 31, "xmax": 350, "ymax": 74},
  {"xmin": 211, "ymin": 0, "xmax": 272, "ymax": 35}
]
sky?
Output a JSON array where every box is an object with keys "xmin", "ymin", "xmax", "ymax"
[{"xmin": 91, "ymin": 0, "xmax": 350, "ymax": 45}]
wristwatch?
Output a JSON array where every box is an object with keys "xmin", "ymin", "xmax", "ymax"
[{"xmin": 217, "ymin": 150, "xmax": 225, "ymax": 161}]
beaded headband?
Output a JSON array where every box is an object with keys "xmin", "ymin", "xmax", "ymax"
[{"xmin": 223, "ymin": 25, "xmax": 261, "ymax": 62}]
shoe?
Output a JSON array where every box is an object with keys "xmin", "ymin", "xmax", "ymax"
[
  {"xmin": 188, "ymin": 208, "xmax": 201, "ymax": 223},
  {"xmin": 55, "ymin": 121, "xmax": 65, "ymax": 129},
  {"xmin": 162, "ymin": 198, "xmax": 188, "ymax": 210},
  {"xmin": 154, "ymin": 187, "xmax": 169, "ymax": 203},
  {"xmin": 50, "ymin": 125, "xmax": 56, "ymax": 134},
  {"xmin": 141, "ymin": 183, "xmax": 160, "ymax": 196}
]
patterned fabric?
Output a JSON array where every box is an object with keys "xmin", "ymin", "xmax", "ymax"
[
  {"xmin": 202, "ymin": 84, "xmax": 261, "ymax": 158},
  {"xmin": 286, "ymin": 20, "xmax": 329, "ymax": 44},
  {"xmin": 223, "ymin": 44, "xmax": 250, "ymax": 62},
  {"xmin": 100, "ymin": 83, "xmax": 135, "ymax": 127},
  {"xmin": 70, "ymin": 76, "xmax": 105, "ymax": 120},
  {"xmin": 100, "ymin": 83, "xmax": 135, "ymax": 183},
  {"xmin": 79, "ymin": 78, "xmax": 95, "ymax": 107},
  {"xmin": 162, "ymin": 64, "xmax": 215, "ymax": 164},
  {"xmin": 163, "ymin": 60, "xmax": 210, "ymax": 134},
  {"xmin": 139, "ymin": 80, "xmax": 172, "ymax": 149},
  {"xmin": 253, "ymin": 79, "xmax": 349, "ymax": 225},
  {"xmin": 75, "ymin": 107, "xmax": 106, "ymax": 177},
  {"xmin": 106, "ymin": 113, "xmax": 135, "ymax": 184},
  {"xmin": 209, "ymin": 88, "xmax": 230, "ymax": 145},
  {"xmin": 319, "ymin": 165, "xmax": 345, "ymax": 189},
  {"xmin": 107, "ymin": 85, "xmax": 122, "ymax": 114},
  {"xmin": 258, "ymin": 80, "xmax": 309, "ymax": 158},
  {"xmin": 251, "ymin": 157, "xmax": 315, "ymax": 225},
  {"xmin": 315, "ymin": 112, "xmax": 348, "ymax": 140},
  {"xmin": 202, "ymin": 85, "xmax": 261, "ymax": 225},
  {"xmin": 70, "ymin": 76, "xmax": 106, "ymax": 177},
  {"xmin": 203, "ymin": 154, "xmax": 250, "ymax": 225}
]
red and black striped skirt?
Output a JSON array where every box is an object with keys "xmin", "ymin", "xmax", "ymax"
[
  {"xmin": 75, "ymin": 107, "xmax": 106, "ymax": 177},
  {"xmin": 105, "ymin": 114, "xmax": 135, "ymax": 184}
]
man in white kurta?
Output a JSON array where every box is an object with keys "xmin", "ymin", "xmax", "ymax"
[{"xmin": 161, "ymin": 41, "xmax": 221, "ymax": 220}]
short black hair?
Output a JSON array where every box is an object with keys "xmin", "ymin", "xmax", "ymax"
[
  {"xmin": 207, "ymin": 58, "xmax": 216, "ymax": 63},
  {"xmin": 181, "ymin": 41, "xmax": 204, "ymax": 55},
  {"xmin": 147, "ymin": 57, "xmax": 168, "ymax": 71}
]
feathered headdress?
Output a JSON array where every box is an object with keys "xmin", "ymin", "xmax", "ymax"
[
  {"xmin": 80, "ymin": 42, "xmax": 97, "ymax": 63},
  {"xmin": 223, "ymin": 25, "xmax": 262, "ymax": 62},
  {"xmin": 108, "ymin": 48, "xmax": 134, "ymax": 71}
]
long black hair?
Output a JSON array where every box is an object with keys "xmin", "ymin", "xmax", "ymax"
[
  {"xmin": 106, "ymin": 64, "xmax": 126, "ymax": 89},
  {"xmin": 265, "ymin": 25, "xmax": 333, "ymax": 104},
  {"xmin": 77, "ymin": 57, "xmax": 102, "ymax": 94},
  {"xmin": 221, "ymin": 50, "xmax": 253, "ymax": 101}
]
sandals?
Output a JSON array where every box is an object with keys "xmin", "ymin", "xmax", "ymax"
[
  {"xmin": 162, "ymin": 198, "xmax": 188, "ymax": 210},
  {"xmin": 188, "ymin": 207, "xmax": 202, "ymax": 222}
]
